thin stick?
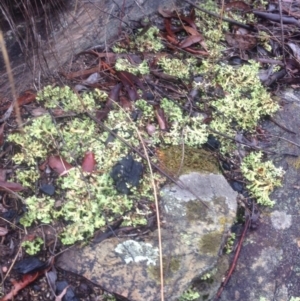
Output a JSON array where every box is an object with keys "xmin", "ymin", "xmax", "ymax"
[
  {"xmin": 133, "ymin": 119, "xmax": 165, "ymax": 301},
  {"xmin": 215, "ymin": 215, "xmax": 250, "ymax": 299},
  {"xmin": 258, "ymin": 133, "xmax": 300, "ymax": 149},
  {"xmin": 184, "ymin": 0, "xmax": 256, "ymax": 31},
  {"xmin": 0, "ymin": 30, "xmax": 22, "ymax": 128},
  {"xmin": 90, "ymin": 99, "xmax": 165, "ymax": 300}
]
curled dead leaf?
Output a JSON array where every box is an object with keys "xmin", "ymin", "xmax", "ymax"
[{"xmin": 48, "ymin": 156, "xmax": 73, "ymax": 176}]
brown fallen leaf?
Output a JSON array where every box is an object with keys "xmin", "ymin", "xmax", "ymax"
[
  {"xmin": 82, "ymin": 151, "xmax": 96, "ymax": 173},
  {"xmin": 183, "ymin": 25, "xmax": 200, "ymax": 36},
  {"xmin": 225, "ymin": 33, "xmax": 256, "ymax": 50},
  {"xmin": 17, "ymin": 90, "xmax": 36, "ymax": 106},
  {"xmin": 0, "ymin": 227, "xmax": 8, "ymax": 236},
  {"xmin": 0, "ymin": 181, "xmax": 25, "ymax": 192},
  {"xmin": 0, "ymin": 272, "xmax": 39, "ymax": 301},
  {"xmin": 48, "ymin": 156, "xmax": 73, "ymax": 176},
  {"xmin": 225, "ymin": 1, "xmax": 251, "ymax": 12},
  {"xmin": 158, "ymin": 6, "xmax": 175, "ymax": 18},
  {"xmin": 155, "ymin": 107, "xmax": 168, "ymax": 131},
  {"xmin": 179, "ymin": 34, "xmax": 203, "ymax": 48},
  {"xmin": 30, "ymin": 107, "xmax": 48, "ymax": 117}
]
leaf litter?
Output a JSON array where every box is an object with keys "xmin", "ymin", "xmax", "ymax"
[{"xmin": 1, "ymin": 0, "xmax": 300, "ymax": 300}]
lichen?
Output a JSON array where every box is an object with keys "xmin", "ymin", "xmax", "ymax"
[
  {"xmin": 241, "ymin": 152, "xmax": 285, "ymax": 206},
  {"xmin": 22, "ymin": 237, "xmax": 43, "ymax": 255},
  {"xmin": 158, "ymin": 57, "xmax": 191, "ymax": 79},
  {"xmin": 115, "ymin": 240, "xmax": 159, "ymax": 265},
  {"xmin": 131, "ymin": 26, "xmax": 164, "ymax": 53},
  {"xmin": 115, "ymin": 58, "xmax": 149, "ymax": 75},
  {"xmin": 179, "ymin": 287, "xmax": 200, "ymax": 301},
  {"xmin": 185, "ymin": 200, "xmax": 209, "ymax": 221},
  {"xmin": 195, "ymin": 60, "xmax": 278, "ymax": 153}
]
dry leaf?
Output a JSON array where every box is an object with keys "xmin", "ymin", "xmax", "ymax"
[
  {"xmin": 48, "ymin": 156, "xmax": 73, "ymax": 176},
  {"xmin": 81, "ymin": 151, "xmax": 96, "ymax": 173},
  {"xmin": 0, "ymin": 181, "xmax": 25, "ymax": 192},
  {"xmin": 0, "ymin": 273, "xmax": 39, "ymax": 301},
  {"xmin": 179, "ymin": 35, "xmax": 203, "ymax": 48},
  {"xmin": 0, "ymin": 227, "xmax": 8, "ymax": 236}
]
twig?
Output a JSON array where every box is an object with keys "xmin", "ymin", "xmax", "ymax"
[
  {"xmin": 215, "ymin": 215, "xmax": 250, "ymax": 299},
  {"xmin": 268, "ymin": 116, "xmax": 296, "ymax": 134},
  {"xmin": 0, "ymin": 30, "xmax": 22, "ymax": 127},
  {"xmin": 258, "ymin": 133, "xmax": 300, "ymax": 149},
  {"xmin": 133, "ymin": 115, "xmax": 165, "ymax": 301},
  {"xmin": 278, "ymin": 0, "xmax": 286, "ymax": 66},
  {"xmin": 184, "ymin": 0, "xmax": 256, "ymax": 31}
]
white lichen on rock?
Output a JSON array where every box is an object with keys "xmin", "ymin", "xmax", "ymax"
[
  {"xmin": 115, "ymin": 240, "xmax": 158, "ymax": 265},
  {"xmin": 270, "ymin": 210, "xmax": 292, "ymax": 230}
]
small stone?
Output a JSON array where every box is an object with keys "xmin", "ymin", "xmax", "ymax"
[
  {"xmin": 230, "ymin": 181, "xmax": 243, "ymax": 193},
  {"xmin": 40, "ymin": 184, "xmax": 55, "ymax": 196},
  {"xmin": 111, "ymin": 155, "xmax": 143, "ymax": 194}
]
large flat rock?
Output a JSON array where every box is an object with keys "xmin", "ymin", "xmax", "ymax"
[{"xmin": 57, "ymin": 172, "xmax": 237, "ymax": 301}]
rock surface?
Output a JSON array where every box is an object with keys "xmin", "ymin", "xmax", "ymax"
[
  {"xmin": 219, "ymin": 88, "xmax": 300, "ymax": 301},
  {"xmin": 57, "ymin": 172, "xmax": 237, "ymax": 301},
  {"xmin": 0, "ymin": 0, "xmax": 179, "ymax": 97}
]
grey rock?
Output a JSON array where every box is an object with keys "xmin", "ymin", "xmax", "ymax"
[
  {"xmin": 219, "ymin": 88, "xmax": 300, "ymax": 301},
  {"xmin": 57, "ymin": 172, "xmax": 237, "ymax": 301}
]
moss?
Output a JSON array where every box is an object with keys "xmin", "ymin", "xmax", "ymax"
[
  {"xmin": 199, "ymin": 231, "xmax": 223, "ymax": 255},
  {"xmin": 287, "ymin": 156, "xmax": 300, "ymax": 170},
  {"xmin": 148, "ymin": 256, "xmax": 181, "ymax": 283},
  {"xmin": 156, "ymin": 147, "xmax": 219, "ymax": 176},
  {"xmin": 186, "ymin": 200, "xmax": 209, "ymax": 221}
]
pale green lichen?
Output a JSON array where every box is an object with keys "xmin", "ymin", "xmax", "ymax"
[
  {"xmin": 179, "ymin": 287, "xmax": 200, "ymax": 301},
  {"xmin": 133, "ymin": 26, "xmax": 164, "ymax": 52},
  {"xmin": 7, "ymin": 3, "xmax": 285, "ymax": 249},
  {"xmin": 36, "ymin": 85, "xmax": 104, "ymax": 113},
  {"xmin": 224, "ymin": 233, "xmax": 236, "ymax": 254},
  {"xmin": 195, "ymin": 60, "xmax": 278, "ymax": 153},
  {"xmin": 22, "ymin": 237, "xmax": 43, "ymax": 255},
  {"xmin": 200, "ymin": 272, "xmax": 212, "ymax": 280},
  {"xmin": 158, "ymin": 57, "xmax": 191, "ymax": 79},
  {"xmin": 241, "ymin": 152, "xmax": 285, "ymax": 206},
  {"xmin": 115, "ymin": 58, "xmax": 149, "ymax": 75},
  {"xmin": 136, "ymin": 98, "xmax": 208, "ymax": 147}
]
